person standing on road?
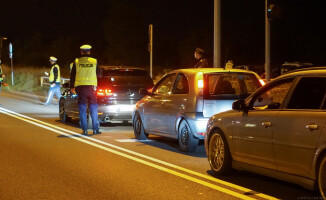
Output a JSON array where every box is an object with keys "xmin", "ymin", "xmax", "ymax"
[
  {"xmin": 0, "ymin": 60, "xmax": 4, "ymax": 96},
  {"xmin": 70, "ymin": 45, "xmax": 102, "ymax": 136},
  {"xmin": 43, "ymin": 57, "xmax": 61, "ymax": 105},
  {"xmin": 194, "ymin": 48, "xmax": 209, "ymax": 68},
  {"xmin": 225, "ymin": 60, "xmax": 234, "ymax": 69}
]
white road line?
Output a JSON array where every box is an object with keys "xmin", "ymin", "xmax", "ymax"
[
  {"xmin": 0, "ymin": 107, "xmax": 278, "ymax": 200},
  {"xmin": 115, "ymin": 139, "xmax": 153, "ymax": 142}
]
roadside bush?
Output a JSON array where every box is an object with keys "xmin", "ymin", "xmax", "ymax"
[{"xmin": 1, "ymin": 65, "xmax": 47, "ymax": 92}]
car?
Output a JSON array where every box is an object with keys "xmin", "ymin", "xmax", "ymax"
[
  {"xmin": 132, "ymin": 68, "xmax": 263, "ymax": 152},
  {"xmin": 204, "ymin": 67, "xmax": 326, "ymax": 198},
  {"xmin": 59, "ymin": 67, "xmax": 154, "ymax": 126}
]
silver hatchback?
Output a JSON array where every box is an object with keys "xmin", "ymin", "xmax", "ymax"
[
  {"xmin": 205, "ymin": 67, "xmax": 326, "ymax": 198},
  {"xmin": 132, "ymin": 68, "xmax": 263, "ymax": 152}
]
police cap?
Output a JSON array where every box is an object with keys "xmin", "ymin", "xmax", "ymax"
[
  {"xmin": 49, "ymin": 56, "xmax": 57, "ymax": 62},
  {"xmin": 80, "ymin": 45, "xmax": 92, "ymax": 51},
  {"xmin": 195, "ymin": 48, "xmax": 205, "ymax": 55}
]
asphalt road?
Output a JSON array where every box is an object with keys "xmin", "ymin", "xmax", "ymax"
[{"xmin": 0, "ymin": 90, "xmax": 322, "ymax": 200}]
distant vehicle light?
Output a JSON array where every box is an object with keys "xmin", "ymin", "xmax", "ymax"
[{"xmin": 259, "ymin": 79, "xmax": 266, "ymax": 86}]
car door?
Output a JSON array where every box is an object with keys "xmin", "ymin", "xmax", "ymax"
[
  {"xmin": 273, "ymin": 76, "xmax": 326, "ymax": 177},
  {"xmin": 143, "ymin": 73, "xmax": 177, "ymax": 133},
  {"xmin": 232, "ymin": 78, "xmax": 294, "ymax": 169},
  {"xmin": 162, "ymin": 73, "xmax": 190, "ymax": 135},
  {"xmin": 64, "ymin": 90, "xmax": 79, "ymax": 118}
]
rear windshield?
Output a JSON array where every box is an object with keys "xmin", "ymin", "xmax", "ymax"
[
  {"xmin": 99, "ymin": 69, "xmax": 153, "ymax": 86},
  {"xmin": 102, "ymin": 69, "xmax": 148, "ymax": 76},
  {"xmin": 204, "ymin": 73, "xmax": 261, "ymax": 100}
]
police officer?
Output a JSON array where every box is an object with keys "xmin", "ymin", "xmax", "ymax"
[
  {"xmin": 0, "ymin": 60, "xmax": 5, "ymax": 96},
  {"xmin": 225, "ymin": 60, "xmax": 234, "ymax": 70},
  {"xmin": 43, "ymin": 56, "xmax": 61, "ymax": 105},
  {"xmin": 70, "ymin": 45, "xmax": 101, "ymax": 136},
  {"xmin": 69, "ymin": 62, "xmax": 73, "ymax": 73},
  {"xmin": 194, "ymin": 48, "xmax": 209, "ymax": 68}
]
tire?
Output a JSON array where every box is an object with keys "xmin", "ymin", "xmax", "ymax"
[
  {"xmin": 87, "ymin": 111, "xmax": 92, "ymax": 129},
  {"xmin": 208, "ymin": 130, "xmax": 231, "ymax": 175},
  {"xmin": 133, "ymin": 113, "xmax": 148, "ymax": 140},
  {"xmin": 178, "ymin": 120, "xmax": 198, "ymax": 152},
  {"xmin": 59, "ymin": 99, "xmax": 69, "ymax": 122},
  {"xmin": 318, "ymin": 155, "xmax": 326, "ymax": 199}
]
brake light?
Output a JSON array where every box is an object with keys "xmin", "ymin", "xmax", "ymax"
[
  {"xmin": 259, "ymin": 79, "xmax": 266, "ymax": 86},
  {"xmin": 198, "ymin": 80, "xmax": 204, "ymax": 89},
  {"xmin": 97, "ymin": 88, "xmax": 113, "ymax": 96},
  {"xmin": 197, "ymin": 72, "xmax": 204, "ymax": 95}
]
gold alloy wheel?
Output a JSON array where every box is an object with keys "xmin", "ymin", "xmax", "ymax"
[
  {"xmin": 318, "ymin": 156, "xmax": 326, "ymax": 199},
  {"xmin": 209, "ymin": 133, "xmax": 225, "ymax": 172}
]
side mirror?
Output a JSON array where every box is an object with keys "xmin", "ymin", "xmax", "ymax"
[
  {"xmin": 139, "ymin": 88, "xmax": 149, "ymax": 95},
  {"xmin": 232, "ymin": 99, "xmax": 248, "ymax": 112},
  {"xmin": 62, "ymin": 82, "xmax": 70, "ymax": 88}
]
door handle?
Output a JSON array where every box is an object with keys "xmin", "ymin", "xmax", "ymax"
[
  {"xmin": 305, "ymin": 124, "xmax": 318, "ymax": 131},
  {"xmin": 262, "ymin": 121, "xmax": 272, "ymax": 128}
]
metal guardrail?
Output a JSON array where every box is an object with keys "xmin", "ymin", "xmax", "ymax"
[{"xmin": 40, "ymin": 76, "xmax": 70, "ymax": 86}]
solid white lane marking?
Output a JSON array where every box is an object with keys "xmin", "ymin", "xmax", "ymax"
[
  {"xmin": 0, "ymin": 107, "xmax": 278, "ymax": 200},
  {"xmin": 115, "ymin": 139, "xmax": 153, "ymax": 143}
]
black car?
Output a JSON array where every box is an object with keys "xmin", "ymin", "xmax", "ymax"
[{"xmin": 59, "ymin": 67, "xmax": 154, "ymax": 126}]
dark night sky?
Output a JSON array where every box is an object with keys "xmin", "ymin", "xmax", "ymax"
[{"xmin": 0, "ymin": 0, "xmax": 326, "ymax": 72}]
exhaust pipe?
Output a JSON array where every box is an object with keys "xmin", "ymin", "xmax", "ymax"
[{"xmin": 104, "ymin": 116, "xmax": 110, "ymax": 122}]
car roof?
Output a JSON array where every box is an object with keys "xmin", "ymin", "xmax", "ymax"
[
  {"xmin": 100, "ymin": 66, "xmax": 146, "ymax": 71},
  {"xmin": 169, "ymin": 68, "xmax": 259, "ymax": 75},
  {"xmin": 278, "ymin": 66, "xmax": 326, "ymax": 78}
]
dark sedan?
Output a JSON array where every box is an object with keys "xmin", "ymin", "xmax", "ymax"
[{"xmin": 59, "ymin": 67, "xmax": 153, "ymax": 127}]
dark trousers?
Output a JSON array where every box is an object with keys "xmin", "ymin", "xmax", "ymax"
[{"xmin": 76, "ymin": 86, "xmax": 99, "ymax": 131}]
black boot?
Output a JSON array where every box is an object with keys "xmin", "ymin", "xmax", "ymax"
[
  {"xmin": 82, "ymin": 129, "xmax": 88, "ymax": 136},
  {"xmin": 93, "ymin": 129, "xmax": 102, "ymax": 135}
]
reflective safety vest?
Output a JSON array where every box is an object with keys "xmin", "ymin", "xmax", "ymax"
[
  {"xmin": 0, "ymin": 65, "xmax": 2, "ymax": 82},
  {"xmin": 49, "ymin": 64, "xmax": 61, "ymax": 83},
  {"xmin": 225, "ymin": 62, "xmax": 233, "ymax": 70},
  {"xmin": 75, "ymin": 57, "xmax": 97, "ymax": 87}
]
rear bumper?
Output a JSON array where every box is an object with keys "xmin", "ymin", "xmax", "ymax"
[{"xmin": 98, "ymin": 104, "xmax": 134, "ymax": 123}]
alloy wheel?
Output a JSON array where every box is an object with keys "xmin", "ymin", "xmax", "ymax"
[
  {"xmin": 319, "ymin": 156, "xmax": 326, "ymax": 199},
  {"xmin": 180, "ymin": 125, "xmax": 189, "ymax": 145},
  {"xmin": 209, "ymin": 134, "xmax": 225, "ymax": 171}
]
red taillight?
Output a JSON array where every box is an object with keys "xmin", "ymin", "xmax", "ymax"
[{"xmin": 97, "ymin": 88, "xmax": 113, "ymax": 96}]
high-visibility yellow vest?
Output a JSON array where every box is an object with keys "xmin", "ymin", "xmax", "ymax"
[
  {"xmin": 49, "ymin": 64, "xmax": 61, "ymax": 83},
  {"xmin": 75, "ymin": 57, "xmax": 97, "ymax": 87},
  {"xmin": 225, "ymin": 62, "xmax": 233, "ymax": 70}
]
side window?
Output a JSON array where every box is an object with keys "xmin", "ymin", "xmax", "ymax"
[
  {"xmin": 153, "ymin": 73, "xmax": 176, "ymax": 95},
  {"xmin": 287, "ymin": 77, "xmax": 326, "ymax": 109},
  {"xmin": 252, "ymin": 80, "xmax": 293, "ymax": 110},
  {"xmin": 172, "ymin": 74, "xmax": 189, "ymax": 94}
]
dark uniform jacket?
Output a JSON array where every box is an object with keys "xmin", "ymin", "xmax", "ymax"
[{"xmin": 195, "ymin": 58, "xmax": 209, "ymax": 68}]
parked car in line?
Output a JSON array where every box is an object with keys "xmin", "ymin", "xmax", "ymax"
[
  {"xmin": 205, "ymin": 67, "xmax": 326, "ymax": 198},
  {"xmin": 59, "ymin": 67, "xmax": 154, "ymax": 126},
  {"xmin": 132, "ymin": 68, "xmax": 263, "ymax": 152}
]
